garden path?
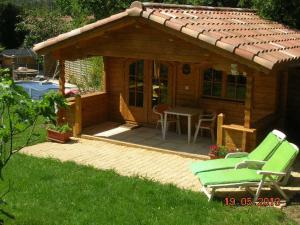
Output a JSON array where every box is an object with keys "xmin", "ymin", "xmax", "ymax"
[{"xmin": 21, "ymin": 138, "xmax": 201, "ymax": 191}]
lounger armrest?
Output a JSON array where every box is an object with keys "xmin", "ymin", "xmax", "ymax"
[
  {"xmin": 235, "ymin": 160, "xmax": 266, "ymax": 169},
  {"xmin": 225, "ymin": 152, "xmax": 248, "ymax": 159},
  {"xmin": 257, "ymin": 171, "xmax": 286, "ymax": 177}
]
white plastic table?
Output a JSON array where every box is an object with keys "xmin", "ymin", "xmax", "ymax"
[{"xmin": 163, "ymin": 107, "xmax": 202, "ymax": 144}]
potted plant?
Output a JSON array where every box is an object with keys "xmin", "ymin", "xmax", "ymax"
[
  {"xmin": 47, "ymin": 124, "xmax": 72, "ymax": 143},
  {"xmin": 208, "ymin": 145, "xmax": 237, "ymax": 159},
  {"xmin": 38, "ymin": 91, "xmax": 71, "ymax": 143}
]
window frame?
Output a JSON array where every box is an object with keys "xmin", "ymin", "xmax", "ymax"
[
  {"xmin": 202, "ymin": 68, "xmax": 247, "ymax": 102},
  {"xmin": 128, "ymin": 60, "xmax": 144, "ymax": 107}
]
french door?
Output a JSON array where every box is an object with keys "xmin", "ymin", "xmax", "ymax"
[
  {"xmin": 123, "ymin": 59, "xmax": 174, "ymax": 125},
  {"xmin": 147, "ymin": 61, "xmax": 175, "ymax": 124}
]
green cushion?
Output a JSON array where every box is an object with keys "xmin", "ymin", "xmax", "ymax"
[
  {"xmin": 190, "ymin": 157, "xmax": 246, "ymax": 174},
  {"xmin": 198, "ymin": 168, "xmax": 262, "ymax": 186},
  {"xmin": 248, "ymin": 132, "xmax": 281, "ymax": 160},
  {"xmin": 262, "ymin": 141, "xmax": 299, "ymax": 176},
  {"xmin": 190, "ymin": 131, "xmax": 282, "ymax": 174}
]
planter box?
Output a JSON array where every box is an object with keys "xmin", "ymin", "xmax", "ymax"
[
  {"xmin": 47, "ymin": 129, "xmax": 72, "ymax": 143},
  {"xmin": 208, "ymin": 153, "xmax": 224, "ymax": 159}
]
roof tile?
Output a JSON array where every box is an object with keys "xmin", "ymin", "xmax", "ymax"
[{"xmin": 33, "ymin": 1, "xmax": 300, "ymax": 70}]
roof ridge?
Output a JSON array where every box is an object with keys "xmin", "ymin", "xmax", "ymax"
[{"xmin": 130, "ymin": 1, "xmax": 256, "ymax": 13}]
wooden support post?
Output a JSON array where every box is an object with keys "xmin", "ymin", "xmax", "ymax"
[
  {"xmin": 59, "ymin": 59, "xmax": 65, "ymax": 96},
  {"xmin": 103, "ymin": 56, "xmax": 108, "ymax": 93},
  {"xmin": 73, "ymin": 95, "xmax": 82, "ymax": 137},
  {"xmin": 217, "ymin": 113, "xmax": 224, "ymax": 146},
  {"xmin": 57, "ymin": 59, "xmax": 66, "ymax": 124},
  {"xmin": 242, "ymin": 131, "xmax": 247, "ymax": 151},
  {"xmin": 244, "ymin": 73, "xmax": 254, "ymax": 128}
]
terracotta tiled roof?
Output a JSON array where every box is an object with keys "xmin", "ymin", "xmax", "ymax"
[{"xmin": 33, "ymin": 1, "xmax": 300, "ymax": 70}]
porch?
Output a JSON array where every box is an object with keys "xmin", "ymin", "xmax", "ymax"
[{"xmin": 81, "ymin": 122, "xmax": 211, "ymax": 159}]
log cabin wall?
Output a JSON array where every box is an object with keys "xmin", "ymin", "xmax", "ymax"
[
  {"xmin": 81, "ymin": 92, "xmax": 108, "ymax": 128},
  {"xmin": 104, "ymin": 57, "xmax": 126, "ymax": 122},
  {"xmin": 72, "ymin": 21, "xmax": 280, "ymax": 149},
  {"xmin": 105, "ymin": 57, "xmax": 249, "ymax": 127},
  {"xmin": 252, "ymin": 71, "xmax": 279, "ymax": 122}
]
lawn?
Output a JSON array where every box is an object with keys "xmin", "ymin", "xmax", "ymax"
[{"xmin": 1, "ymin": 154, "xmax": 296, "ymax": 225}]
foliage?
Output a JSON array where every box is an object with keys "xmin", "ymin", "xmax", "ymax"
[
  {"xmin": 16, "ymin": 9, "xmax": 71, "ymax": 48},
  {"xmin": 55, "ymin": 0, "xmax": 94, "ymax": 28},
  {"xmin": 0, "ymin": 45, "xmax": 4, "ymax": 52},
  {"xmin": 0, "ymin": 68, "xmax": 10, "ymax": 78},
  {"xmin": 68, "ymin": 57, "xmax": 104, "ymax": 93},
  {"xmin": 209, "ymin": 145, "xmax": 236, "ymax": 157},
  {"xmin": 37, "ymin": 90, "xmax": 68, "ymax": 126},
  {"xmin": 47, "ymin": 124, "xmax": 71, "ymax": 133},
  {"xmin": 252, "ymin": 0, "xmax": 300, "ymax": 29},
  {"xmin": 0, "ymin": 2, "xmax": 25, "ymax": 49},
  {"xmin": 0, "ymin": 68, "xmax": 67, "ymax": 221}
]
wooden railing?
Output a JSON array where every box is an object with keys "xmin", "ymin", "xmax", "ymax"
[
  {"xmin": 217, "ymin": 113, "xmax": 257, "ymax": 151},
  {"xmin": 66, "ymin": 92, "xmax": 108, "ymax": 136}
]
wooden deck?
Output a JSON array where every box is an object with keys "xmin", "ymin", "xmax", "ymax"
[{"xmin": 81, "ymin": 122, "xmax": 212, "ymax": 159}]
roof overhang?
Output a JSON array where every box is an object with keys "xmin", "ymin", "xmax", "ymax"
[{"xmin": 33, "ymin": 1, "xmax": 300, "ymax": 73}]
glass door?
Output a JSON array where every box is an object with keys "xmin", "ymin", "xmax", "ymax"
[
  {"xmin": 123, "ymin": 59, "xmax": 148, "ymax": 123},
  {"xmin": 148, "ymin": 61, "xmax": 174, "ymax": 124}
]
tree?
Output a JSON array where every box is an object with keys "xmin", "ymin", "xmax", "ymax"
[
  {"xmin": 16, "ymin": 9, "xmax": 71, "ymax": 48},
  {"xmin": 0, "ymin": 68, "xmax": 68, "ymax": 221},
  {"xmin": 55, "ymin": 0, "xmax": 93, "ymax": 28},
  {"xmin": 0, "ymin": 3, "xmax": 25, "ymax": 49},
  {"xmin": 252, "ymin": 0, "xmax": 300, "ymax": 29}
]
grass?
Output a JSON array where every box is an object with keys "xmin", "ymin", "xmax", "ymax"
[
  {"xmin": 13, "ymin": 116, "xmax": 47, "ymax": 150},
  {"xmin": 1, "ymin": 154, "xmax": 296, "ymax": 225}
]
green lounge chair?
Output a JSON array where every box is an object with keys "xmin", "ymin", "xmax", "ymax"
[
  {"xmin": 196, "ymin": 140, "xmax": 299, "ymax": 202},
  {"xmin": 190, "ymin": 130, "xmax": 286, "ymax": 174}
]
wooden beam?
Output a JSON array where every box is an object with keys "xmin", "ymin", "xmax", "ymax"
[
  {"xmin": 73, "ymin": 95, "xmax": 82, "ymax": 137},
  {"xmin": 139, "ymin": 19, "xmax": 270, "ymax": 74},
  {"xmin": 57, "ymin": 59, "xmax": 66, "ymax": 124},
  {"xmin": 244, "ymin": 73, "xmax": 254, "ymax": 128},
  {"xmin": 37, "ymin": 18, "xmax": 135, "ymax": 55},
  {"xmin": 217, "ymin": 113, "xmax": 224, "ymax": 146},
  {"xmin": 59, "ymin": 59, "xmax": 65, "ymax": 96},
  {"xmin": 103, "ymin": 56, "xmax": 109, "ymax": 93}
]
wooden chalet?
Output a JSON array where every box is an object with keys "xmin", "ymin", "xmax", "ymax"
[{"xmin": 33, "ymin": 1, "xmax": 300, "ymax": 153}]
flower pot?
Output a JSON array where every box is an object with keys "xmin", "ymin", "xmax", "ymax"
[
  {"xmin": 208, "ymin": 153, "xmax": 223, "ymax": 159},
  {"xmin": 47, "ymin": 129, "xmax": 72, "ymax": 143}
]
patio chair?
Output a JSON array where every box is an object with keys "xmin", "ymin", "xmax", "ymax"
[
  {"xmin": 193, "ymin": 112, "xmax": 217, "ymax": 143},
  {"xmin": 197, "ymin": 140, "xmax": 299, "ymax": 202},
  {"xmin": 190, "ymin": 130, "xmax": 286, "ymax": 174},
  {"xmin": 153, "ymin": 104, "xmax": 181, "ymax": 135}
]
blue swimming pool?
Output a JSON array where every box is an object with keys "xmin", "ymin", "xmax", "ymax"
[{"xmin": 16, "ymin": 81, "xmax": 59, "ymax": 100}]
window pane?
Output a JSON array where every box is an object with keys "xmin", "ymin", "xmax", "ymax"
[
  {"xmin": 212, "ymin": 83, "xmax": 222, "ymax": 97},
  {"xmin": 214, "ymin": 70, "xmax": 222, "ymax": 82},
  {"xmin": 204, "ymin": 69, "xmax": 213, "ymax": 81},
  {"xmin": 160, "ymin": 64, "xmax": 168, "ymax": 79},
  {"xmin": 152, "ymin": 63, "xmax": 169, "ymax": 107},
  {"xmin": 236, "ymin": 85, "xmax": 246, "ymax": 100},
  {"xmin": 226, "ymin": 84, "xmax": 236, "ymax": 99},
  {"xmin": 129, "ymin": 60, "xmax": 144, "ymax": 107},
  {"xmin": 227, "ymin": 74, "xmax": 236, "ymax": 83},
  {"xmin": 237, "ymin": 75, "xmax": 246, "ymax": 85},
  {"xmin": 203, "ymin": 81, "xmax": 212, "ymax": 96}
]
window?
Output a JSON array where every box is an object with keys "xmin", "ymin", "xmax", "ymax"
[
  {"xmin": 202, "ymin": 68, "xmax": 246, "ymax": 101},
  {"xmin": 226, "ymin": 74, "xmax": 246, "ymax": 101},
  {"xmin": 129, "ymin": 60, "xmax": 144, "ymax": 107},
  {"xmin": 152, "ymin": 63, "xmax": 169, "ymax": 107},
  {"xmin": 203, "ymin": 68, "xmax": 223, "ymax": 97}
]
